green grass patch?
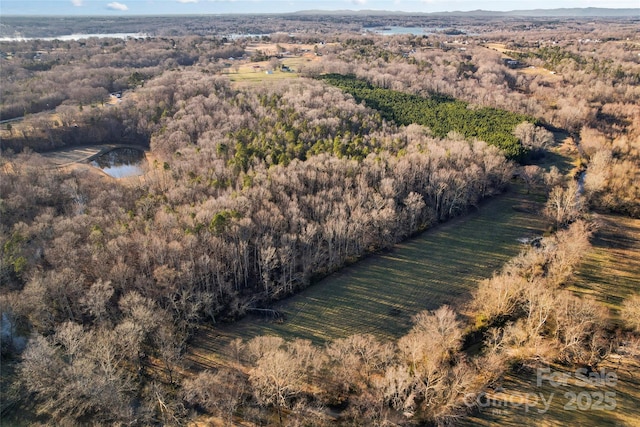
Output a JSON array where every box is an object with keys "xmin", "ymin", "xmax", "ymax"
[{"xmin": 199, "ymin": 185, "xmax": 549, "ymax": 357}]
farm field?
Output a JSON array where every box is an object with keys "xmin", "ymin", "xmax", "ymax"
[
  {"xmin": 187, "ymin": 184, "xmax": 550, "ymax": 368},
  {"xmin": 570, "ymin": 214, "xmax": 640, "ymax": 313},
  {"xmin": 483, "ymin": 42, "xmax": 561, "ymax": 80},
  {"xmin": 463, "ymin": 213, "xmax": 640, "ymax": 426}
]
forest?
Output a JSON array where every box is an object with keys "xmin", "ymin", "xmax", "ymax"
[
  {"xmin": 319, "ymin": 73, "xmax": 536, "ymax": 159},
  {"xmin": 1, "ymin": 12, "xmax": 639, "ymax": 426}
]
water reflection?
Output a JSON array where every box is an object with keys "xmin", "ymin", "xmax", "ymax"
[
  {"xmin": 0, "ymin": 33, "xmax": 148, "ymax": 42},
  {"xmin": 91, "ymin": 147, "xmax": 145, "ymax": 178},
  {"xmin": 368, "ymin": 26, "xmax": 431, "ymax": 36},
  {"xmin": 365, "ymin": 26, "xmax": 468, "ymax": 36}
]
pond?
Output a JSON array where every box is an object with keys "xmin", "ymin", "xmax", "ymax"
[
  {"xmin": 91, "ymin": 147, "xmax": 146, "ymax": 178},
  {"xmin": 365, "ymin": 26, "xmax": 470, "ymax": 36}
]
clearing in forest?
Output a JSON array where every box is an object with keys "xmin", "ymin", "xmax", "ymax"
[
  {"xmin": 188, "ymin": 185, "xmax": 550, "ymax": 368},
  {"xmin": 223, "ymin": 56, "xmax": 315, "ymax": 84}
]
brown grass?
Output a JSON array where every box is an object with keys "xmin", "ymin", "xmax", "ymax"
[
  {"xmin": 570, "ymin": 214, "xmax": 640, "ymax": 313},
  {"xmin": 462, "ymin": 355, "xmax": 640, "ymax": 427}
]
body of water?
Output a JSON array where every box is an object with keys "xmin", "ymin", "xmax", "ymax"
[
  {"xmin": 365, "ymin": 26, "xmax": 467, "ymax": 36},
  {"xmin": 91, "ymin": 147, "xmax": 145, "ymax": 178},
  {"xmin": 227, "ymin": 33, "xmax": 271, "ymax": 40},
  {"xmin": 0, "ymin": 33, "xmax": 148, "ymax": 42},
  {"xmin": 368, "ymin": 26, "xmax": 431, "ymax": 36}
]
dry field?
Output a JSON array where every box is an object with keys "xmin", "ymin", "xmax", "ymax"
[
  {"xmin": 484, "ymin": 42, "xmax": 562, "ymax": 80},
  {"xmin": 571, "ymin": 214, "xmax": 640, "ymax": 314},
  {"xmin": 222, "ymin": 55, "xmax": 318, "ymax": 85}
]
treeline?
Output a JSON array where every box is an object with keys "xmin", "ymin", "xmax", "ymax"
[
  {"xmin": 176, "ymin": 220, "xmax": 620, "ymax": 426},
  {"xmin": 320, "ymin": 73, "xmax": 535, "ymax": 159}
]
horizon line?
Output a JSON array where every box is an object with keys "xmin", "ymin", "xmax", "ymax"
[{"xmin": 2, "ymin": 6, "xmax": 639, "ymax": 18}]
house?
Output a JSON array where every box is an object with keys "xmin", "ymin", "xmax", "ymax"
[{"xmin": 504, "ymin": 59, "xmax": 521, "ymax": 69}]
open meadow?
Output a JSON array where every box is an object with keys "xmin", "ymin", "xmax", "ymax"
[
  {"xmin": 571, "ymin": 214, "xmax": 640, "ymax": 313},
  {"xmin": 222, "ymin": 55, "xmax": 317, "ymax": 85},
  {"xmin": 187, "ymin": 184, "xmax": 550, "ymax": 367}
]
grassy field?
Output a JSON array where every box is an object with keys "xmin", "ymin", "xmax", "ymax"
[
  {"xmin": 223, "ymin": 55, "xmax": 316, "ymax": 85},
  {"xmin": 462, "ymin": 356, "xmax": 640, "ymax": 427},
  {"xmin": 570, "ymin": 214, "xmax": 640, "ymax": 313},
  {"xmin": 188, "ymin": 185, "xmax": 550, "ymax": 367},
  {"xmin": 462, "ymin": 212, "xmax": 640, "ymax": 427},
  {"xmin": 483, "ymin": 43, "xmax": 562, "ymax": 81}
]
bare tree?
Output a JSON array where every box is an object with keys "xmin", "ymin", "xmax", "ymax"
[
  {"xmin": 19, "ymin": 326, "xmax": 137, "ymax": 425},
  {"xmin": 519, "ymin": 165, "xmax": 542, "ymax": 194},
  {"xmin": 544, "ymin": 181, "xmax": 585, "ymax": 227},
  {"xmin": 621, "ymin": 294, "xmax": 640, "ymax": 333},
  {"xmin": 543, "ymin": 165, "xmax": 564, "ymax": 190},
  {"xmin": 79, "ymin": 279, "xmax": 114, "ymax": 324},
  {"xmin": 553, "ymin": 291, "xmax": 608, "ymax": 365},
  {"xmin": 473, "ymin": 274, "xmax": 527, "ymax": 325},
  {"xmin": 411, "ymin": 306, "xmax": 463, "ymax": 362},
  {"xmin": 514, "ymin": 122, "xmax": 553, "ymax": 152},
  {"xmin": 182, "ymin": 368, "xmax": 248, "ymax": 424},
  {"xmin": 249, "ymin": 348, "xmax": 305, "ymax": 426}
]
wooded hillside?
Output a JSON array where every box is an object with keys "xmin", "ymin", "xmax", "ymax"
[{"xmin": 1, "ymin": 14, "xmax": 639, "ymax": 426}]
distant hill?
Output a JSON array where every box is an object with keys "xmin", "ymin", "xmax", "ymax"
[{"xmin": 293, "ymin": 8, "xmax": 639, "ymax": 18}]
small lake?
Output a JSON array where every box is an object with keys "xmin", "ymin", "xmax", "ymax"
[{"xmin": 91, "ymin": 147, "xmax": 145, "ymax": 178}]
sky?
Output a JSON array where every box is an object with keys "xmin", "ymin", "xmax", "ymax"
[{"xmin": 1, "ymin": 0, "xmax": 638, "ymax": 16}]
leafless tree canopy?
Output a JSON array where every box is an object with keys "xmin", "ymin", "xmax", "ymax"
[{"xmin": 1, "ymin": 12, "xmax": 638, "ymax": 426}]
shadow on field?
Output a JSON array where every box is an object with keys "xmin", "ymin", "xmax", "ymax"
[{"xmin": 191, "ymin": 184, "xmax": 550, "ymax": 359}]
